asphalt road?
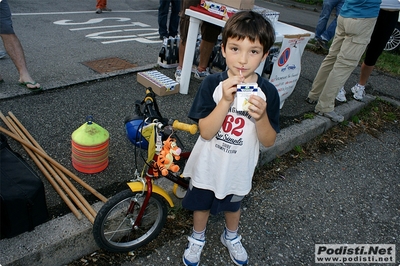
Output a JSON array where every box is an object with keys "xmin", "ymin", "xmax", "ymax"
[{"xmin": 0, "ymin": 0, "xmax": 321, "ymax": 99}]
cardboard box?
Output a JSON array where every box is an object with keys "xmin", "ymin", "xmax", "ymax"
[
  {"xmin": 213, "ymin": 0, "xmax": 254, "ymax": 10},
  {"xmin": 137, "ymin": 71, "xmax": 179, "ymax": 96},
  {"xmin": 200, "ymin": 1, "xmax": 279, "ymax": 23},
  {"xmin": 200, "ymin": 0, "xmax": 238, "ymax": 20},
  {"xmin": 253, "ymin": 5, "xmax": 280, "ymax": 26}
]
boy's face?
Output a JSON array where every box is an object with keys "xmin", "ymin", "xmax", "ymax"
[{"xmin": 221, "ymin": 37, "xmax": 268, "ymax": 80}]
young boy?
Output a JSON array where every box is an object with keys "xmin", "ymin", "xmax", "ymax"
[{"xmin": 181, "ymin": 11, "xmax": 280, "ymax": 266}]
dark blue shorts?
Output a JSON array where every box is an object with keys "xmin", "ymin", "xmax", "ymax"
[
  {"xmin": 182, "ymin": 183, "xmax": 243, "ymax": 215},
  {"xmin": 0, "ymin": 0, "xmax": 15, "ymax": 35}
]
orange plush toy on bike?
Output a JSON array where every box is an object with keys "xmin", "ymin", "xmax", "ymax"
[{"xmin": 154, "ymin": 136, "xmax": 182, "ymax": 177}]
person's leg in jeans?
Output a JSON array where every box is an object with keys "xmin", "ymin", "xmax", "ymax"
[
  {"xmin": 315, "ymin": 0, "xmax": 337, "ymax": 40},
  {"xmin": 158, "ymin": 0, "xmax": 171, "ymax": 39},
  {"xmin": 320, "ymin": 0, "xmax": 344, "ymax": 42},
  {"xmin": 168, "ymin": 0, "xmax": 181, "ymax": 37}
]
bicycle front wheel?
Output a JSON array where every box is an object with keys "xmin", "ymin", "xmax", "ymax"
[{"xmin": 93, "ymin": 189, "xmax": 168, "ymax": 253}]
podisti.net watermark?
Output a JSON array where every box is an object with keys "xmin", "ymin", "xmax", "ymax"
[{"xmin": 315, "ymin": 244, "xmax": 396, "ymax": 264}]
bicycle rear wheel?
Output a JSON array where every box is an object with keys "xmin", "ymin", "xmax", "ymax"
[{"xmin": 93, "ymin": 189, "xmax": 168, "ymax": 253}]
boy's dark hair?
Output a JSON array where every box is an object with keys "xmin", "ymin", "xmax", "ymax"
[{"xmin": 221, "ymin": 11, "xmax": 275, "ymax": 55}]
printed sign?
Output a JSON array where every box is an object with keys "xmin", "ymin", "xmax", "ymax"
[{"xmin": 269, "ymin": 34, "xmax": 310, "ymax": 109}]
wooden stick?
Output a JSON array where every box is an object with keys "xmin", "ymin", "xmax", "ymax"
[
  {"xmin": 0, "ymin": 113, "xmax": 83, "ymax": 220},
  {"xmin": 8, "ymin": 112, "xmax": 98, "ymax": 218},
  {"xmin": 0, "ymin": 126, "xmax": 108, "ymax": 203},
  {"xmin": 5, "ymin": 116, "xmax": 95, "ymax": 223}
]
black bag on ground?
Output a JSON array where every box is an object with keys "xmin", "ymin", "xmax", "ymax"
[{"xmin": 0, "ymin": 133, "xmax": 49, "ymax": 238}]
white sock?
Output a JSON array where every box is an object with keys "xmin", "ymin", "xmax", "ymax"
[
  {"xmin": 224, "ymin": 227, "xmax": 238, "ymax": 240},
  {"xmin": 191, "ymin": 228, "xmax": 206, "ymax": 241}
]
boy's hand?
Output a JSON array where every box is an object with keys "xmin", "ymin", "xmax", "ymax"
[
  {"xmin": 221, "ymin": 76, "xmax": 244, "ymax": 103},
  {"xmin": 247, "ymin": 95, "xmax": 267, "ymax": 121}
]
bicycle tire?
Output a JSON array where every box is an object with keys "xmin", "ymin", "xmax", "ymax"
[{"xmin": 93, "ymin": 189, "xmax": 168, "ymax": 253}]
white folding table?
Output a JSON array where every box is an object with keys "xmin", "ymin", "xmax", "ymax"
[{"xmin": 179, "ymin": 8, "xmax": 315, "ymax": 94}]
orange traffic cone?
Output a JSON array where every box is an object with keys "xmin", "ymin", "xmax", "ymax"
[{"xmin": 71, "ymin": 117, "xmax": 109, "ymax": 174}]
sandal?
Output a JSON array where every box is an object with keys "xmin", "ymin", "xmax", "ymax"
[{"xmin": 19, "ymin": 81, "xmax": 42, "ymax": 92}]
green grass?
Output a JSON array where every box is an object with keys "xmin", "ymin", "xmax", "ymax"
[
  {"xmin": 304, "ymin": 113, "xmax": 315, "ymax": 119},
  {"xmin": 293, "ymin": 145, "xmax": 303, "ymax": 153},
  {"xmin": 373, "ymin": 51, "xmax": 400, "ymax": 76}
]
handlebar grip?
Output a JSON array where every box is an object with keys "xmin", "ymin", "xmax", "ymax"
[
  {"xmin": 144, "ymin": 87, "xmax": 161, "ymax": 121},
  {"xmin": 172, "ymin": 120, "xmax": 198, "ymax": 135}
]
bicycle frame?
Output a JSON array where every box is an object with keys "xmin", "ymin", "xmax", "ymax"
[
  {"xmin": 126, "ymin": 149, "xmax": 191, "ymax": 227},
  {"xmin": 123, "ymin": 88, "xmax": 194, "ymax": 228},
  {"xmin": 127, "ymin": 178, "xmax": 170, "ymax": 229},
  {"xmin": 92, "ymin": 88, "xmax": 197, "ymax": 253}
]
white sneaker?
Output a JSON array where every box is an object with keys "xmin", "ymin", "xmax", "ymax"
[
  {"xmin": 335, "ymin": 87, "xmax": 347, "ymax": 102},
  {"xmin": 175, "ymin": 68, "xmax": 182, "ymax": 82},
  {"xmin": 220, "ymin": 233, "xmax": 248, "ymax": 265},
  {"xmin": 194, "ymin": 68, "xmax": 210, "ymax": 80},
  {"xmin": 182, "ymin": 236, "xmax": 205, "ymax": 266},
  {"xmin": 351, "ymin": 83, "xmax": 365, "ymax": 101}
]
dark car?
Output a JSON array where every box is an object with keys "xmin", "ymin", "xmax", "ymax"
[{"xmin": 384, "ymin": 14, "xmax": 400, "ymax": 53}]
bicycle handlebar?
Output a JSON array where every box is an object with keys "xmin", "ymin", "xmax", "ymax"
[
  {"xmin": 172, "ymin": 120, "xmax": 198, "ymax": 135},
  {"xmin": 141, "ymin": 87, "xmax": 198, "ymax": 135}
]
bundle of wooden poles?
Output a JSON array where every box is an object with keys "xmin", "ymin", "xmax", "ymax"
[{"xmin": 0, "ymin": 111, "xmax": 108, "ymax": 224}]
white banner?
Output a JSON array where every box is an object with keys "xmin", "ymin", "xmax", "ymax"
[{"xmin": 269, "ymin": 34, "xmax": 311, "ymax": 109}]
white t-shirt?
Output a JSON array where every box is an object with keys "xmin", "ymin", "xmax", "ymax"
[{"xmin": 182, "ymin": 71, "xmax": 280, "ymax": 199}]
